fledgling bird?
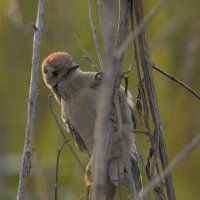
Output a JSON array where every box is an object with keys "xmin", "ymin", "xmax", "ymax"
[{"xmin": 41, "ymin": 52, "xmax": 142, "ymax": 197}]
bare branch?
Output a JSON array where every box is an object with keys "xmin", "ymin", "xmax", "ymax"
[
  {"xmin": 133, "ymin": 0, "xmax": 176, "ymax": 199},
  {"xmin": 88, "ymin": 0, "xmax": 104, "ymax": 70},
  {"xmin": 130, "ymin": 2, "xmax": 167, "ymax": 199},
  {"xmin": 132, "ymin": 129, "xmax": 151, "ymax": 136},
  {"xmin": 141, "ymin": 134, "xmax": 200, "ymax": 199},
  {"xmin": 55, "ymin": 142, "xmax": 66, "ymax": 200},
  {"xmin": 130, "ymin": 9, "xmax": 164, "ymax": 199},
  {"xmin": 17, "ymin": 1, "xmax": 45, "ymax": 199},
  {"xmin": 115, "ymin": 0, "xmax": 165, "ymax": 58},
  {"xmin": 92, "ymin": 0, "xmax": 116, "ymax": 198},
  {"xmin": 73, "ymin": 33, "xmax": 99, "ymax": 71},
  {"xmin": 151, "ymin": 62, "xmax": 200, "ymax": 101},
  {"xmin": 122, "ymin": 55, "xmax": 135, "ymax": 76}
]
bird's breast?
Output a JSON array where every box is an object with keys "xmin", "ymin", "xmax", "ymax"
[{"xmin": 61, "ymin": 90, "xmax": 97, "ymax": 153}]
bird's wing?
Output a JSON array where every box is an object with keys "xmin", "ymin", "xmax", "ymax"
[
  {"xmin": 117, "ymin": 89, "xmax": 143, "ymax": 192},
  {"xmin": 65, "ymin": 119, "xmax": 90, "ymax": 157},
  {"xmin": 127, "ymin": 95, "xmax": 143, "ymax": 192}
]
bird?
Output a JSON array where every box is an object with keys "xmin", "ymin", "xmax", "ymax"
[{"xmin": 41, "ymin": 51, "xmax": 142, "ymax": 198}]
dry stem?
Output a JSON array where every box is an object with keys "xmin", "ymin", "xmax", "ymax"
[
  {"xmin": 55, "ymin": 142, "xmax": 66, "ymax": 200},
  {"xmin": 17, "ymin": 1, "xmax": 45, "ymax": 199},
  {"xmin": 115, "ymin": 0, "xmax": 164, "ymax": 58},
  {"xmin": 133, "ymin": 0, "xmax": 176, "ymax": 199},
  {"xmin": 141, "ymin": 134, "xmax": 200, "ymax": 199},
  {"xmin": 92, "ymin": 0, "xmax": 116, "ymax": 199},
  {"xmin": 88, "ymin": 0, "xmax": 104, "ymax": 70},
  {"xmin": 73, "ymin": 33, "xmax": 99, "ymax": 71},
  {"xmin": 151, "ymin": 62, "xmax": 200, "ymax": 101}
]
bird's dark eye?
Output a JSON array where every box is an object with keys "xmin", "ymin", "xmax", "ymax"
[{"xmin": 52, "ymin": 71, "xmax": 59, "ymax": 77}]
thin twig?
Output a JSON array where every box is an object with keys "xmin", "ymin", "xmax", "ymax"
[
  {"xmin": 88, "ymin": 0, "xmax": 103, "ymax": 70},
  {"xmin": 48, "ymin": 94, "xmax": 85, "ymax": 172},
  {"xmin": 73, "ymin": 33, "xmax": 99, "ymax": 71},
  {"xmin": 115, "ymin": 0, "xmax": 164, "ymax": 58},
  {"xmin": 122, "ymin": 55, "xmax": 135, "ymax": 76},
  {"xmin": 151, "ymin": 62, "xmax": 200, "ymax": 101},
  {"xmin": 132, "ymin": 129, "xmax": 151, "ymax": 137},
  {"xmin": 140, "ymin": 134, "xmax": 200, "ymax": 199},
  {"xmin": 55, "ymin": 141, "xmax": 66, "ymax": 200},
  {"xmin": 150, "ymin": 130, "xmax": 161, "ymax": 184},
  {"xmin": 17, "ymin": 1, "xmax": 45, "ymax": 199}
]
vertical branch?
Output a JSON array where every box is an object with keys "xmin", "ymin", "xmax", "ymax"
[
  {"xmin": 17, "ymin": 1, "xmax": 45, "ymax": 199},
  {"xmin": 114, "ymin": 0, "xmax": 138, "ymax": 198},
  {"xmin": 92, "ymin": 0, "xmax": 116, "ymax": 199},
  {"xmin": 141, "ymin": 134, "xmax": 200, "ymax": 198},
  {"xmin": 92, "ymin": 0, "xmax": 140, "ymax": 199},
  {"xmin": 131, "ymin": 17, "xmax": 165, "ymax": 199},
  {"xmin": 133, "ymin": 0, "xmax": 176, "ymax": 199}
]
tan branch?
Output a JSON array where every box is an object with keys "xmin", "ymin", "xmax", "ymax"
[
  {"xmin": 55, "ymin": 142, "xmax": 66, "ymax": 200},
  {"xmin": 88, "ymin": 0, "xmax": 104, "ymax": 70},
  {"xmin": 115, "ymin": 0, "xmax": 164, "ymax": 58},
  {"xmin": 17, "ymin": 1, "xmax": 45, "ymax": 199},
  {"xmin": 130, "ymin": 10, "xmax": 165, "ymax": 199},
  {"xmin": 92, "ymin": 0, "xmax": 116, "ymax": 199},
  {"xmin": 151, "ymin": 62, "xmax": 200, "ymax": 101},
  {"xmin": 133, "ymin": 0, "xmax": 176, "ymax": 199},
  {"xmin": 140, "ymin": 134, "xmax": 200, "ymax": 199},
  {"xmin": 73, "ymin": 33, "xmax": 99, "ymax": 71}
]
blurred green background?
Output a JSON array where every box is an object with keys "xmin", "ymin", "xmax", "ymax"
[{"xmin": 0, "ymin": 0, "xmax": 200, "ymax": 199}]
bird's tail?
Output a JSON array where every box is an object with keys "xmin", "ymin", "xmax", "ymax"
[
  {"xmin": 108, "ymin": 155, "xmax": 143, "ymax": 193},
  {"xmin": 117, "ymin": 157, "xmax": 142, "ymax": 193},
  {"xmin": 130, "ymin": 157, "xmax": 143, "ymax": 192},
  {"xmin": 85, "ymin": 156, "xmax": 142, "ymax": 199}
]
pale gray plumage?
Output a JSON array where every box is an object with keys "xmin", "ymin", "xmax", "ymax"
[{"xmin": 41, "ymin": 52, "xmax": 142, "ymax": 196}]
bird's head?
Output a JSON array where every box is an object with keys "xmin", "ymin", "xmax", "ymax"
[{"xmin": 41, "ymin": 52, "xmax": 79, "ymax": 88}]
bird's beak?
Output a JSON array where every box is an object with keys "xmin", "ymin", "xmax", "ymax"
[{"xmin": 69, "ymin": 62, "xmax": 79, "ymax": 70}]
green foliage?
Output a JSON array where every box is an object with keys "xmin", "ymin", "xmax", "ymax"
[{"xmin": 0, "ymin": 0, "xmax": 200, "ymax": 199}]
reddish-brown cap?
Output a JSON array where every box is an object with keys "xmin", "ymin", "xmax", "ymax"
[
  {"xmin": 42, "ymin": 52, "xmax": 72, "ymax": 71},
  {"xmin": 46, "ymin": 52, "xmax": 71, "ymax": 63}
]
